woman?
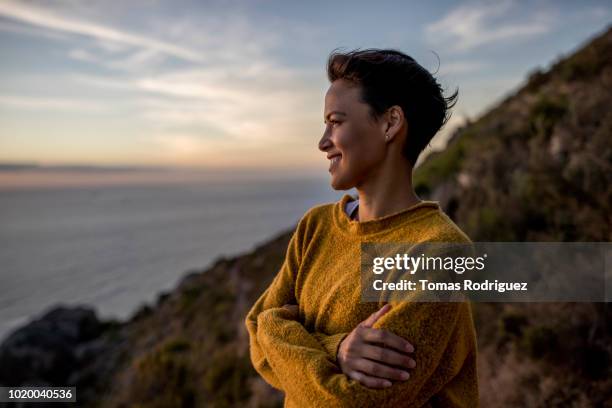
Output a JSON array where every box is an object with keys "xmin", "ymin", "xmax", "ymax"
[{"xmin": 245, "ymin": 48, "xmax": 479, "ymax": 407}]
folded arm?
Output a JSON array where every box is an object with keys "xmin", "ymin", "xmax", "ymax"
[
  {"xmin": 256, "ymin": 298, "xmax": 474, "ymax": 408},
  {"xmin": 245, "ymin": 281, "xmax": 346, "ymax": 390},
  {"xmin": 244, "ymin": 215, "xmax": 349, "ymax": 390}
]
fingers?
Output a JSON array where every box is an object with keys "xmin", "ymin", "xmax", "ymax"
[
  {"xmin": 346, "ymin": 370, "xmax": 392, "ymax": 389},
  {"xmin": 360, "ymin": 326, "xmax": 415, "ymax": 353},
  {"xmin": 338, "ymin": 327, "xmax": 415, "ymax": 381},
  {"xmin": 281, "ymin": 304, "xmax": 299, "ymax": 318},
  {"xmin": 351, "ymin": 358, "xmax": 411, "ymax": 382},
  {"xmin": 360, "ymin": 304, "xmax": 391, "ymax": 328},
  {"xmin": 360, "ymin": 343, "xmax": 416, "ymax": 370},
  {"xmin": 370, "ymin": 303, "xmax": 391, "ymax": 325},
  {"xmin": 282, "ymin": 303, "xmax": 298, "ymax": 309},
  {"xmin": 339, "ymin": 304, "xmax": 418, "ymax": 389}
]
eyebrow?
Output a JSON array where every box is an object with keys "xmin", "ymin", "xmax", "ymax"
[{"xmin": 324, "ymin": 111, "xmax": 347, "ymax": 122}]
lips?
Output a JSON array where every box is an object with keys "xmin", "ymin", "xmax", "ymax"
[{"xmin": 328, "ymin": 154, "xmax": 341, "ymax": 172}]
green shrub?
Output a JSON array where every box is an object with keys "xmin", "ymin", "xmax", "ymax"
[
  {"xmin": 524, "ymin": 68, "xmax": 550, "ymax": 92},
  {"xmin": 414, "ymin": 134, "xmax": 472, "ymax": 194},
  {"xmin": 528, "ymin": 95, "xmax": 568, "ymax": 137},
  {"xmin": 163, "ymin": 337, "xmax": 191, "ymax": 353},
  {"xmin": 180, "ymin": 286, "xmax": 204, "ymax": 311},
  {"xmin": 131, "ymin": 349, "xmax": 195, "ymax": 408},
  {"xmin": 521, "ymin": 326, "xmax": 558, "ymax": 359},
  {"xmin": 203, "ymin": 349, "xmax": 256, "ymax": 407},
  {"xmin": 557, "ymin": 44, "xmax": 604, "ymax": 81}
]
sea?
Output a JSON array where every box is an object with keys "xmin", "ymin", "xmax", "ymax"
[{"xmin": 0, "ymin": 170, "xmax": 348, "ymax": 342}]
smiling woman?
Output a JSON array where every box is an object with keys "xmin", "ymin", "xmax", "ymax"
[{"xmin": 245, "ymin": 48, "xmax": 478, "ymax": 408}]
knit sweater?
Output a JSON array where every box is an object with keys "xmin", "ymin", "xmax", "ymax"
[{"xmin": 245, "ymin": 193, "xmax": 479, "ymax": 408}]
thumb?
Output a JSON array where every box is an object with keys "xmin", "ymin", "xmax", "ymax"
[{"xmin": 360, "ymin": 303, "xmax": 391, "ymax": 328}]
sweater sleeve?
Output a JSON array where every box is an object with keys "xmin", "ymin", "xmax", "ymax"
[
  {"xmin": 245, "ymin": 211, "xmax": 341, "ymax": 386},
  {"xmin": 245, "ymin": 211, "xmax": 353, "ymax": 389},
  {"xmin": 244, "ymin": 221, "xmax": 301, "ymax": 390},
  {"xmin": 311, "ymin": 332, "xmax": 350, "ymax": 361}
]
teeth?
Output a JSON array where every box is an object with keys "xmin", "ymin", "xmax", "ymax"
[{"xmin": 331, "ymin": 156, "xmax": 340, "ymax": 164}]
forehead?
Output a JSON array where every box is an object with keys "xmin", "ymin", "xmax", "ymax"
[{"xmin": 325, "ymin": 79, "xmax": 362, "ymax": 107}]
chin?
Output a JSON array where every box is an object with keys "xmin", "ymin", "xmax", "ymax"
[{"xmin": 329, "ymin": 173, "xmax": 355, "ymax": 191}]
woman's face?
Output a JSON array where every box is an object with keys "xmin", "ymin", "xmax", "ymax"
[{"xmin": 319, "ymin": 79, "xmax": 387, "ymax": 190}]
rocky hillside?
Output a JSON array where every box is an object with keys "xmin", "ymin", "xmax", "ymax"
[
  {"xmin": 414, "ymin": 24, "xmax": 612, "ymax": 406},
  {"xmin": 1, "ymin": 24, "xmax": 611, "ymax": 408},
  {"xmin": 415, "ymin": 25, "xmax": 611, "ymax": 242},
  {"xmin": 0, "ymin": 230, "xmax": 293, "ymax": 408}
]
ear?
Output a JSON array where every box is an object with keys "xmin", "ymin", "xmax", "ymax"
[{"xmin": 384, "ymin": 105, "xmax": 405, "ymax": 142}]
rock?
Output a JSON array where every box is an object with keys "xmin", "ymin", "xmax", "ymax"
[{"xmin": 0, "ymin": 305, "xmax": 102, "ymax": 386}]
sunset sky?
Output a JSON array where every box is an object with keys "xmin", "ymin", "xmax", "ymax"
[{"xmin": 0, "ymin": 0, "xmax": 610, "ymax": 174}]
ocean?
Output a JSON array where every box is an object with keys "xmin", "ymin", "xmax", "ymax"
[{"xmin": 0, "ymin": 173, "xmax": 346, "ymax": 342}]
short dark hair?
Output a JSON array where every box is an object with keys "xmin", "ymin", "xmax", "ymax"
[{"xmin": 326, "ymin": 48, "xmax": 458, "ymax": 167}]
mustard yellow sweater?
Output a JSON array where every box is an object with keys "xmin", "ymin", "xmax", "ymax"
[{"xmin": 245, "ymin": 193, "xmax": 479, "ymax": 408}]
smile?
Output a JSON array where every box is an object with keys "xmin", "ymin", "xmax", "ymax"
[{"xmin": 329, "ymin": 155, "xmax": 341, "ymax": 172}]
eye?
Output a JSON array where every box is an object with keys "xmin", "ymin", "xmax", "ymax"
[{"xmin": 324, "ymin": 119, "xmax": 341, "ymax": 129}]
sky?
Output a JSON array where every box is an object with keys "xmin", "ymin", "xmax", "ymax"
[{"xmin": 0, "ymin": 0, "xmax": 610, "ymax": 175}]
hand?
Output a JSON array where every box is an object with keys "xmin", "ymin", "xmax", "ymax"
[
  {"xmin": 337, "ymin": 304, "xmax": 416, "ymax": 389},
  {"xmin": 281, "ymin": 304, "xmax": 299, "ymax": 320}
]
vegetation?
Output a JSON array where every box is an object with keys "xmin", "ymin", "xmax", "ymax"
[{"xmin": 413, "ymin": 25, "xmax": 612, "ymax": 406}]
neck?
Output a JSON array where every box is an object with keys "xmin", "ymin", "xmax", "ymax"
[{"xmin": 354, "ymin": 158, "xmax": 421, "ymax": 222}]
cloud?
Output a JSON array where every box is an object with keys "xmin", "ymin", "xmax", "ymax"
[
  {"xmin": 0, "ymin": 1, "xmax": 329, "ymax": 168},
  {"xmin": 0, "ymin": 18, "xmax": 71, "ymax": 41},
  {"xmin": 437, "ymin": 60, "xmax": 488, "ymax": 75},
  {"xmin": 0, "ymin": 0, "xmax": 204, "ymax": 62},
  {"xmin": 0, "ymin": 95, "xmax": 108, "ymax": 112},
  {"xmin": 425, "ymin": 0, "xmax": 555, "ymax": 52},
  {"xmin": 73, "ymin": 61, "xmax": 324, "ymax": 145},
  {"xmin": 68, "ymin": 47, "xmax": 165, "ymax": 72}
]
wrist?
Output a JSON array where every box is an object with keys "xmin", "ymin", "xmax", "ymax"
[{"xmin": 336, "ymin": 336, "xmax": 346, "ymax": 365}]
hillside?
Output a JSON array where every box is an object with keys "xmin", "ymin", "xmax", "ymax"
[
  {"xmin": 415, "ymin": 24, "xmax": 612, "ymax": 406},
  {"xmin": 415, "ymin": 25, "xmax": 611, "ymax": 242},
  {"xmin": 1, "ymin": 25, "xmax": 611, "ymax": 408}
]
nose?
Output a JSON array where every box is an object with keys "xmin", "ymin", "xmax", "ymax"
[{"xmin": 318, "ymin": 126, "xmax": 332, "ymax": 152}]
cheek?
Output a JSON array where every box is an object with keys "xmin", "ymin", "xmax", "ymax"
[
  {"xmin": 343, "ymin": 128, "xmax": 379, "ymax": 159},
  {"xmin": 336, "ymin": 125, "xmax": 367, "ymax": 154},
  {"xmin": 334, "ymin": 127, "xmax": 352, "ymax": 150},
  {"xmin": 352, "ymin": 147, "xmax": 379, "ymax": 172}
]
